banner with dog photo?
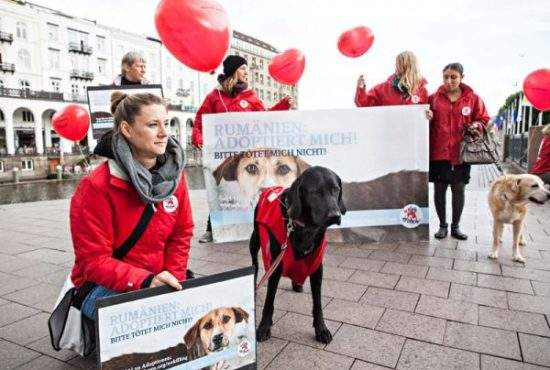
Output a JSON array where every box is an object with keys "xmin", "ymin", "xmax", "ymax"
[
  {"xmin": 95, "ymin": 267, "xmax": 256, "ymax": 370},
  {"xmin": 202, "ymin": 105, "xmax": 429, "ymax": 243}
]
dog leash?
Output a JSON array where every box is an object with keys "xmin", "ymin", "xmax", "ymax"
[{"xmin": 255, "ymin": 219, "xmax": 294, "ymax": 291}]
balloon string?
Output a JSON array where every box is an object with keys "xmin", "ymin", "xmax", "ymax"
[{"xmin": 75, "ymin": 143, "xmax": 90, "ymax": 169}]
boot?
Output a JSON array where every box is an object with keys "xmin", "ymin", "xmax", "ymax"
[
  {"xmin": 451, "ymin": 226, "xmax": 468, "ymax": 240},
  {"xmin": 434, "ymin": 224, "xmax": 448, "ymax": 239},
  {"xmin": 198, "ymin": 231, "xmax": 213, "ymax": 243}
]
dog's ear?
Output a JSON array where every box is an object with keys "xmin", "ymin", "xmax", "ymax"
[
  {"xmin": 287, "ymin": 175, "xmax": 303, "ymax": 220},
  {"xmin": 294, "ymin": 156, "xmax": 310, "ymax": 175},
  {"xmin": 336, "ymin": 174, "xmax": 347, "ymax": 215},
  {"xmin": 212, "ymin": 153, "xmax": 244, "ymax": 185},
  {"xmin": 232, "ymin": 307, "xmax": 249, "ymax": 323},
  {"xmin": 183, "ymin": 320, "xmax": 201, "ymax": 349},
  {"xmin": 512, "ymin": 178, "xmax": 521, "ymax": 192}
]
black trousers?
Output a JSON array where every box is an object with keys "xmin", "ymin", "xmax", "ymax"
[{"xmin": 433, "ymin": 182, "xmax": 466, "ymax": 229}]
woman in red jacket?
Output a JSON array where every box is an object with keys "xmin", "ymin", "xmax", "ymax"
[
  {"xmin": 429, "ymin": 63, "xmax": 490, "ymax": 240},
  {"xmin": 71, "ymin": 92, "xmax": 194, "ymax": 319},
  {"xmin": 531, "ymin": 124, "xmax": 550, "ymax": 184},
  {"xmin": 192, "ymin": 54, "xmax": 294, "ymax": 242},
  {"xmin": 355, "ymin": 51, "xmax": 429, "ymax": 107}
]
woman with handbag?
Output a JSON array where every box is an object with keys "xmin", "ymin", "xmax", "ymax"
[
  {"xmin": 70, "ymin": 92, "xmax": 194, "ymax": 318},
  {"xmin": 429, "ymin": 63, "xmax": 490, "ymax": 240}
]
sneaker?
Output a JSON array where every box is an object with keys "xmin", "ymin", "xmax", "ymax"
[
  {"xmin": 451, "ymin": 227, "xmax": 468, "ymax": 240},
  {"xmin": 198, "ymin": 231, "xmax": 213, "ymax": 243},
  {"xmin": 434, "ymin": 226, "xmax": 448, "ymax": 239}
]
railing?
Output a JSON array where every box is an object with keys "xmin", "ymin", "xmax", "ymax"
[
  {"xmin": 15, "ymin": 146, "xmax": 37, "ymax": 155},
  {"xmin": 67, "ymin": 93, "xmax": 88, "ymax": 103},
  {"xmin": 70, "ymin": 70, "xmax": 94, "ymax": 80},
  {"xmin": 68, "ymin": 42, "xmax": 93, "ymax": 54},
  {"xmin": 0, "ymin": 87, "xmax": 64, "ymax": 101},
  {"xmin": 0, "ymin": 31, "xmax": 13, "ymax": 43},
  {"xmin": 167, "ymin": 104, "xmax": 197, "ymax": 113},
  {"xmin": 508, "ymin": 133, "xmax": 528, "ymax": 169},
  {"xmin": 0, "ymin": 62, "xmax": 15, "ymax": 73}
]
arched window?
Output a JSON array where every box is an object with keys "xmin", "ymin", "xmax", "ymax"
[
  {"xmin": 18, "ymin": 49, "xmax": 31, "ymax": 69},
  {"xmin": 0, "ymin": 79, "xmax": 3, "ymax": 89},
  {"xmin": 19, "ymin": 80, "xmax": 31, "ymax": 90},
  {"xmin": 16, "ymin": 21, "xmax": 27, "ymax": 40}
]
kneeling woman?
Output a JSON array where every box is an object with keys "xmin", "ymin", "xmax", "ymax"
[{"xmin": 70, "ymin": 92, "xmax": 194, "ymax": 319}]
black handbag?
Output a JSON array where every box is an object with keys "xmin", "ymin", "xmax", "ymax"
[
  {"xmin": 48, "ymin": 203, "xmax": 154, "ymax": 356},
  {"xmin": 459, "ymin": 127, "xmax": 499, "ymax": 165}
]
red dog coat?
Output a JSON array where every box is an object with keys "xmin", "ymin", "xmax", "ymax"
[{"xmin": 256, "ymin": 186, "xmax": 327, "ymax": 285}]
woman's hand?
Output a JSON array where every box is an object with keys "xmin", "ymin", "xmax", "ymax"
[
  {"xmin": 425, "ymin": 109, "xmax": 433, "ymax": 120},
  {"xmin": 150, "ymin": 271, "xmax": 182, "ymax": 290},
  {"xmin": 285, "ymin": 95, "xmax": 297, "ymax": 109},
  {"xmin": 357, "ymin": 75, "xmax": 366, "ymax": 89},
  {"xmin": 466, "ymin": 121, "xmax": 484, "ymax": 140}
]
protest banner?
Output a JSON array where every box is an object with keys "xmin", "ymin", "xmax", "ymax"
[
  {"xmin": 96, "ymin": 267, "xmax": 256, "ymax": 370},
  {"xmin": 202, "ymin": 105, "xmax": 429, "ymax": 243}
]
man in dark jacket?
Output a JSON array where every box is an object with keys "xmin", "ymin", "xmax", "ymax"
[{"xmin": 113, "ymin": 51, "xmax": 150, "ymax": 85}]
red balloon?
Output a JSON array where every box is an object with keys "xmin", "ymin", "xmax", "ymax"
[
  {"xmin": 155, "ymin": 0, "xmax": 230, "ymax": 73},
  {"xmin": 268, "ymin": 48, "xmax": 306, "ymax": 86},
  {"xmin": 337, "ymin": 26, "xmax": 374, "ymax": 58},
  {"xmin": 523, "ymin": 69, "xmax": 550, "ymax": 111},
  {"xmin": 52, "ymin": 105, "xmax": 90, "ymax": 141}
]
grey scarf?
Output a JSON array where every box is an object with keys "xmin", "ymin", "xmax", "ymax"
[{"xmin": 112, "ymin": 133, "xmax": 185, "ymax": 204}]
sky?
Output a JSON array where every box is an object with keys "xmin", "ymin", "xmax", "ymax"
[{"xmin": 30, "ymin": 0, "xmax": 550, "ymax": 115}]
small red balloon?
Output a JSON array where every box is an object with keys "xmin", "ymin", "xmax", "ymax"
[
  {"xmin": 52, "ymin": 105, "xmax": 90, "ymax": 141},
  {"xmin": 337, "ymin": 26, "xmax": 374, "ymax": 58},
  {"xmin": 523, "ymin": 69, "xmax": 550, "ymax": 111},
  {"xmin": 155, "ymin": 0, "xmax": 230, "ymax": 73},
  {"xmin": 268, "ymin": 48, "xmax": 305, "ymax": 86}
]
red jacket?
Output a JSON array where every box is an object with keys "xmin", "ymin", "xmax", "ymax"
[
  {"xmin": 192, "ymin": 89, "xmax": 291, "ymax": 147},
  {"xmin": 70, "ymin": 160, "xmax": 194, "ymax": 292},
  {"xmin": 355, "ymin": 74, "xmax": 429, "ymax": 107},
  {"xmin": 429, "ymin": 83, "xmax": 490, "ymax": 165},
  {"xmin": 256, "ymin": 187, "xmax": 327, "ymax": 285},
  {"xmin": 532, "ymin": 137, "xmax": 550, "ymax": 174}
]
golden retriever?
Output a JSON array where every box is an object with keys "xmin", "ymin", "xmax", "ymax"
[
  {"xmin": 488, "ymin": 174, "xmax": 550, "ymax": 263},
  {"xmin": 213, "ymin": 148, "xmax": 310, "ymax": 203},
  {"xmin": 184, "ymin": 307, "xmax": 249, "ymax": 369}
]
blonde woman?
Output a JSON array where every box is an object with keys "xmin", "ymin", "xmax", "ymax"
[
  {"xmin": 531, "ymin": 124, "xmax": 550, "ymax": 184},
  {"xmin": 355, "ymin": 50, "xmax": 428, "ymax": 107}
]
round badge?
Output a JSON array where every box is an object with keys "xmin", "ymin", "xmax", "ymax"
[
  {"xmin": 237, "ymin": 339, "xmax": 252, "ymax": 357},
  {"xmin": 411, "ymin": 95, "xmax": 420, "ymax": 104},
  {"xmin": 461, "ymin": 106, "xmax": 472, "ymax": 116},
  {"xmin": 400, "ymin": 204, "xmax": 422, "ymax": 229},
  {"xmin": 239, "ymin": 100, "xmax": 249, "ymax": 109},
  {"xmin": 162, "ymin": 195, "xmax": 178, "ymax": 213}
]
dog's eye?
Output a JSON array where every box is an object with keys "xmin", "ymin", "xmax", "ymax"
[
  {"xmin": 531, "ymin": 184, "xmax": 539, "ymax": 188},
  {"xmin": 245, "ymin": 164, "xmax": 258, "ymax": 175},
  {"xmin": 276, "ymin": 164, "xmax": 291, "ymax": 176},
  {"xmin": 222, "ymin": 315, "xmax": 231, "ymax": 323},
  {"xmin": 203, "ymin": 321, "xmax": 213, "ymax": 330}
]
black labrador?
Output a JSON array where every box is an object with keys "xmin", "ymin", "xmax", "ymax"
[{"xmin": 250, "ymin": 166, "xmax": 346, "ymax": 343}]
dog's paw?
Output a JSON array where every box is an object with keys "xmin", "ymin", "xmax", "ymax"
[
  {"xmin": 488, "ymin": 251, "xmax": 499, "ymax": 259},
  {"xmin": 314, "ymin": 325, "xmax": 333, "ymax": 344},
  {"xmin": 519, "ymin": 240, "xmax": 527, "ymax": 246},
  {"xmin": 513, "ymin": 255, "xmax": 526, "ymax": 264},
  {"xmin": 292, "ymin": 282, "xmax": 303, "ymax": 293},
  {"xmin": 256, "ymin": 324, "xmax": 271, "ymax": 342}
]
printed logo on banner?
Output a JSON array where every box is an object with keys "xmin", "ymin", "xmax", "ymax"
[
  {"xmin": 400, "ymin": 204, "xmax": 422, "ymax": 228},
  {"xmin": 462, "ymin": 106, "xmax": 472, "ymax": 116},
  {"xmin": 238, "ymin": 339, "xmax": 252, "ymax": 357},
  {"xmin": 163, "ymin": 195, "xmax": 179, "ymax": 213},
  {"xmin": 239, "ymin": 100, "xmax": 249, "ymax": 109}
]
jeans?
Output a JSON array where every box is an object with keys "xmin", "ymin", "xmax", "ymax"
[{"xmin": 81, "ymin": 286, "xmax": 118, "ymax": 319}]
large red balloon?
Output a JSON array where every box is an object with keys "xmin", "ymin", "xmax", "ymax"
[
  {"xmin": 337, "ymin": 26, "xmax": 374, "ymax": 58},
  {"xmin": 523, "ymin": 69, "xmax": 550, "ymax": 111},
  {"xmin": 52, "ymin": 105, "xmax": 90, "ymax": 141},
  {"xmin": 268, "ymin": 49, "xmax": 306, "ymax": 86},
  {"xmin": 155, "ymin": 0, "xmax": 230, "ymax": 73}
]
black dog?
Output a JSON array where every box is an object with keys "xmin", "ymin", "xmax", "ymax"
[{"xmin": 250, "ymin": 166, "xmax": 346, "ymax": 343}]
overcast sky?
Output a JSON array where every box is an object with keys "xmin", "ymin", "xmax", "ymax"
[{"xmin": 31, "ymin": 0, "xmax": 550, "ymax": 114}]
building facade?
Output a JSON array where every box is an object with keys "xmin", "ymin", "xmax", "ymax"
[{"xmin": 0, "ymin": 0, "xmax": 298, "ymax": 182}]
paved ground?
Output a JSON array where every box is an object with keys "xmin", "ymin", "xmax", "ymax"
[{"xmin": 0, "ymin": 165, "xmax": 549, "ymax": 369}]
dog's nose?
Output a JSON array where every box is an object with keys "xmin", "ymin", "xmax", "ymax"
[
  {"xmin": 212, "ymin": 333, "xmax": 223, "ymax": 347},
  {"xmin": 327, "ymin": 211, "xmax": 341, "ymax": 226}
]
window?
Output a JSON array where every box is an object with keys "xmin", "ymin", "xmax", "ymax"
[
  {"xmin": 267, "ymin": 76, "xmax": 271, "ymax": 87},
  {"xmin": 70, "ymin": 54, "xmax": 78, "ymax": 70},
  {"xmin": 71, "ymin": 84, "xmax": 79, "ymax": 95},
  {"xmin": 260, "ymin": 74, "xmax": 264, "ymax": 84},
  {"xmin": 243, "ymin": 54, "xmax": 248, "ymax": 62},
  {"xmin": 259, "ymin": 59, "xmax": 264, "ymax": 69},
  {"xmin": 260, "ymin": 89, "xmax": 264, "ymax": 100},
  {"xmin": 267, "ymin": 91, "xmax": 271, "ymax": 101},
  {"xmin": 16, "ymin": 21, "xmax": 27, "ymax": 40},
  {"xmin": 50, "ymin": 78, "xmax": 61, "ymax": 92},
  {"xmin": 96, "ymin": 36, "xmax": 106, "ymax": 52},
  {"xmin": 19, "ymin": 80, "xmax": 31, "ymax": 90},
  {"xmin": 21, "ymin": 159, "xmax": 33, "ymax": 171},
  {"xmin": 0, "ymin": 161, "xmax": 4, "ymax": 172},
  {"xmin": 97, "ymin": 58, "xmax": 106, "ymax": 76},
  {"xmin": 166, "ymin": 76, "xmax": 172, "ymax": 89},
  {"xmin": 0, "ymin": 79, "xmax": 3, "ymax": 89},
  {"xmin": 18, "ymin": 49, "xmax": 31, "ymax": 69},
  {"xmin": 274, "ymin": 92, "xmax": 278, "ymax": 101},
  {"xmin": 47, "ymin": 23, "xmax": 59, "ymax": 41},
  {"xmin": 254, "ymin": 72, "xmax": 259, "ymax": 83},
  {"xmin": 22, "ymin": 110, "xmax": 34, "ymax": 122},
  {"xmin": 48, "ymin": 48, "xmax": 60, "ymax": 70}
]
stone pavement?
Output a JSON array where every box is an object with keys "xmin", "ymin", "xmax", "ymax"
[{"xmin": 0, "ymin": 165, "xmax": 549, "ymax": 369}]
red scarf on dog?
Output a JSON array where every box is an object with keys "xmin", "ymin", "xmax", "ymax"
[{"xmin": 256, "ymin": 186, "xmax": 327, "ymax": 285}]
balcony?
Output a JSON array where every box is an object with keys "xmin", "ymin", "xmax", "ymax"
[
  {"xmin": 0, "ymin": 63, "xmax": 15, "ymax": 73},
  {"xmin": 67, "ymin": 93, "xmax": 88, "ymax": 103},
  {"xmin": 70, "ymin": 69, "xmax": 94, "ymax": 81},
  {"xmin": 68, "ymin": 42, "xmax": 93, "ymax": 55},
  {"xmin": 0, "ymin": 31, "xmax": 13, "ymax": 44},
  {"xmin": 167, "ymin": 104, "xmax": 197, "ymax": 113},
  {"xmin": 0, "ymin": 87, "xmax": 63, "ymax": 101}
]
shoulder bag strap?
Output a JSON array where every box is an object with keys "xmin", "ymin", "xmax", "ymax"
[{"xmin": 113, "ymin": 203, "xmax": 155, "ymax": 260}]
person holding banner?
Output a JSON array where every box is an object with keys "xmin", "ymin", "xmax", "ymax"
[
  {"xmin": 70, "ymin": 92, "xmax": 194, "ymax": 319},
  {"xmin": 531, "ymin": 124, "xmax": 550, "ymax": 184},
  {"xmin": 355, "ymin": 50, "xmax": 429, "ymax": 107},
  {"xmin": 429, "ymin": 62, "xmax": 489, "ymax": 240},
  {"xmin": 192, "ymin": 54, "xmax": 295, "ymax": 242}
]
